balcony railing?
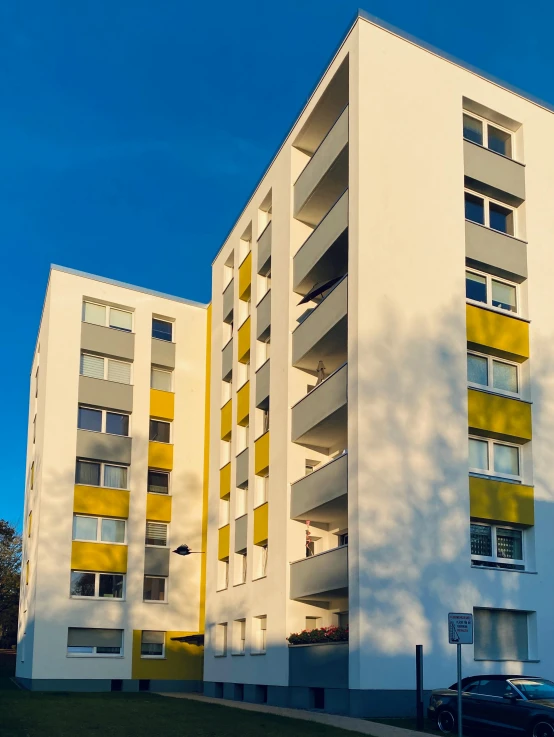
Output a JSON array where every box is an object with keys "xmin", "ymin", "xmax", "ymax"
[
  {"xmin": 290, "ymin": 545, "xmax": 348, "ymax": 601},
  {"xmin": 290, "ymin": 453, "xmax": 347, "ymax": 527},
  {"xmin": 291, "ymin": 363, "xmax": 347, "ymax": 452}
]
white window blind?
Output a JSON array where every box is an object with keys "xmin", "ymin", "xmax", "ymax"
[
  {"xmin": 110, "ymin": 309, "xmax": 132, "ymax": 332},
  {"xmin": 474, "ymin": 608, "xmax": 529, "ymax": 661},
  {"xmin": 107, "ymin": 359, "xmax": 131, "ymax": 385},
  {"xmin": 80, "ymin": 354, "xmax": 104, "ymax": 380},
  {"xmin": 151, "ymin": 368, "xmax": 172, "ymax": 391},
  {"xmin": 103, "ymin": 465, "xmax": 127, "ymax": 489},
  {"xmin": 145, "ymin": 522, "xmax": 167, "ymax": 546},
  {"xmin": 83, "ymin": 302, "xmax": 106, "ymax": 326}
]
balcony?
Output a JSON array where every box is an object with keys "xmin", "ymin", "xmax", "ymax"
[
  {"xmin": 257, "ymin": 222, "xmax": 272, "ymax": 276},
  {"xmin": 220, "ymin": 399, "xmax": 232, "ymax": 441},
  {"xmin": 235, "ymin": 514, "xmax": 247, "ymax": 552},
  {"xmin": 76, "ymin": 429, "xmax": 132, "ymax": 466},
  {"xmin": 255, "ymin": 359, "xmax": 270, "ymax": 410},
  {"xmin": 218, "ymin": 525, "xmax": 230, "ymax": 560},
  {"xmin": 150, "ymin": 388, "xmax": 174, "ymax": 421},
  {"xmin": 466, "ymin": 305, "xmax": 529, "ymax": 362},
  {"xmin": 465, "ymin": 220, "xmax": 527, "ymax": 281},
  {"xmin": 256, "ymin": 290, "xmax": 271, "ymax": 342},
  {"xmin": 469, "ymin": 476, "xmax": 534, "ymax": 526},
  {"xmin": 467, "ymin": 388, "xmax": 532, "ymax": 443},
  {"xmin": 253, "ymin": 502, "xmax": 268, "ymax": 545},
  {"xmin": 294, "ymin": 107, "xmax": 349, "ymax": 228},
  {"xmin": 293, "ymin": 191, "xmax": 348, "ymax": 296},
  {"xmin": 237, "ymin": 382, "xmax": 250, "ymax": 426},
  {"xmin": 236, "ymin": 448, "xmax": 249, "ymax": 489},
  {"xmin": 223, "ymin": 279, "xmax": 234, "ymax": 324},
  {"xmin": 289, "ymin": 642, "xmax": 348, "ymax": 689},
  {"xmin": 220, "ymin": 462, "xmax": 231, "ymax": 498},
  {"xmin": 81, "ymin": 322, "xmax": 134, "ymax": 362},
  {"xmin": 151, "ymin": 338, "xmax": 175, "ymax": 369},
  {"xmin": 78, "ymin": 375, "xmax": 133, "ymax": 414},
  {"xmin": 222, "ymin": 338, "xmax": 233, "ymax": 381},
  {"xmin": 238, "ymin": 252, "xmax": 252, "ymax": 301},
  {"xmin": 148, "ymin": 442, "xmax": 173, "ymax": 471},
  {"xmin": 237, "ymin": 317, "xmax": 251, "ymax": 364},
  {"xmin": 254, "ymin": 431, "xmax": 269, "ymax": 476},
  {"xmin": 290, "ymin": 545, "xmax": 348, "ymax": 602},
  {"xmin": 291, "ymin": 454, "xmax": 347, "ymax": 529},
  {"xmin": 146, "ymin": 493, "xmax": 172, "ymax": 522},
  {"xmin": 463, "ymin": 139, "xmax": 525, "ymax": 206},
  {"xmin": 292, "ymin": 276, "xmax": 347, "ymax": 375},
  {"xmin": 291, "ymin": 364, "xmax": 347, "ymax": 453}
]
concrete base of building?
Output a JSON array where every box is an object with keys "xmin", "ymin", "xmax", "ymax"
[
  {"xmin": 202, "ymin": 681, "xmax": 432, "ymax": 718},
  {"xmin": 16, "ymin": 677, "xmax": 203, "ymax": 693}
]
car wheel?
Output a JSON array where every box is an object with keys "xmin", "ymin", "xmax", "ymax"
[
  {"xmin": 437, "ymin": 709, "xmax": 456, "ymax": 734},
  {"xmin": 532, "ymin": 721, "xmax": 554, "ymax": 737}
]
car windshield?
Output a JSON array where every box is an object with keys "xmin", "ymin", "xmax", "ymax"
[{"xmin": 511, "ymin": 679, "xmax": 554, "ymax": 700}]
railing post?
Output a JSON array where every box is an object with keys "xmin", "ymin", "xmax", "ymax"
[{"xmin": 416, "ymin": 644, "xmax": 424, "ymax": 730}]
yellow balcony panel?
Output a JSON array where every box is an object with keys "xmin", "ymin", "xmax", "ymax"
[
  {"xmin": 236, "ymin": 381, "xmax": 250, "ymax": 427},
  {"xmin": 469, "ymin": 476, "xmax": 534, "ymax": 526},
  {"xmin": 220, "ymin": 462, "xmax": 231, "ymax": 499},
  {"xmin": 132, "ymin": 630, "xmax": 203, "ymax": 681},
  {"xmin": 466, "ymin": 304, "xmax": 529, "ymax": 362},
  {"xmin": 71, "ymin": 541, "xmax": 127, "ymax": 573},
  {"xmin": 73, "ymin": 485, "xmax": 129, "ymax": 519},
  {"xmin": 221, "ymin": 399, "xmax": 232, "ymax": 441},
  {"xmin": 468, "ymin": 389, "xmax": 532, "ymax": 443},
  {"xmin": 218, "ymin": 524, "xmax": 230, "ymax": 560},
  {"xmin": 146, "ymin": 492, "xmax": 172, "ymax": 523},
  {"xmin": 150, "ymin": 388, "xmax": 175, "ymax": 421},
  {"xmin": 237, "ymin": 317, "xmax": 251, "ymax": 364},
  {"xmin": 254, "ymin": 431, "xmax": 270, "ymax": 476},
  {"xmin": 238, "ymin": 251, "xmax": 252, "ymax": 301},
  {"xmin": 148, "ymin": 441, "xmax": 174, "ymax": 470},
  {"xmin": 253, "ymin": 502, "xmax": 269, "ymax": 545}
]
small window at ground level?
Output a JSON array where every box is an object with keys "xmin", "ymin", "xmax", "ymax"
[
  {"xmin": 67, "ymin": 627, "xmax": 123, "ymax": 655},
  {"xmin": 141, "ymin": 630, "xmax": 165, "ymax": 657},
  {"xmin": 474, "ymin": 608, "xmax": 530, "ymax": 661},
  {"xmin": 152, "ymin": 319, "xmax": 173, "ymax": 342}
]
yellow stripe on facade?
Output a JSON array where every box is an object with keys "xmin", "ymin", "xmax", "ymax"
[
  {"xmin": 254, "ymin": 431, "xmax": 270, "ymax": 476},
  {"xmin": 218, "ymin": 524, "xmax": 230, "ymax": 560},
  {"xmin": 148, "ymin": 441, "xmax": 174, "ymax": 470},
  {"xmin": 146, "ymin": 492, "xmax": 172, "ymax": 523},
  {"xmin": 150, "ymin": 388, "xmax": 175, "ymax": 421},
  {"xmin": 253, "ymin": 502, "xmax": 269, "ymax": 545},
  {"xmin": 468, "ymin": 389, "xmax": 532, "ymax": 443},
  {"xmin": 71, "ymin": 541, "xmax": 127, "ymax": 573},
  {"xmin": 236, "ymin": 381, "xmax": 250, "ymax": 427},
  {"xmin": 73, "ymin": 485, "xmax": 130, "ymax": 519},
  {"xmin": 238, "ymin": 251, "xmax": 252, "ymax": 301},
  {"xmin": 466, "ymin": 304, "xmax": 529, "ymax": 361},
  {"xmin": 469, "ymin": 476, "xmax": 534, "ymax": 526}
]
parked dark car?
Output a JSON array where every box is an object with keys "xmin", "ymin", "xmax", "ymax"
[{"xmin": 428, "ymin": 675, "xmax": 554, "ymax": 735}]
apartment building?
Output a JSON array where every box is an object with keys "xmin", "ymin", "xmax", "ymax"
[
  {"xmin": 18, "ymin": 10, "xmax": 554, "ymax": 719},
  {"xmin": 17, "ymin": 266, "xmax": 208, "ymax": 691}
]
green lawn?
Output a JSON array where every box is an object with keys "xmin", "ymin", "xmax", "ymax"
[{"xmin": 0, "ymin": 653, "xmax": 375, "ymax": 737}]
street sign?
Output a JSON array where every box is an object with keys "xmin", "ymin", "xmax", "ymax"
[{"xmin": 448, "ymin": 612, "xmax": 473, "ymax": 645}]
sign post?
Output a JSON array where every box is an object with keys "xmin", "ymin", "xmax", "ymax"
[{"xmin": 448, "ymin": 613, "xmax": 473, "ymax": 737}]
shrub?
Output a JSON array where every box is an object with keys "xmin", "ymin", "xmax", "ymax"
[{"xmin": 287, "ymin": 626, "xmax": 349, "ymax": 645}]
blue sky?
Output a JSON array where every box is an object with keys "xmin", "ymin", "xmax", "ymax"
[{"xmin": 1, "ymin": 1, "xmax": 553, "ymax": 525}]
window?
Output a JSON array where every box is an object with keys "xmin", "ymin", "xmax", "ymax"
[
  {"xmin": 339, "ymin": 533, "xmax": 349, "ymax": 547},
  {"xmin": 70, "ymin": 572, "xmax": 124, "ymax": 599},
  {"xmin": 67, "ymin": 627, "xmax": 123, "ymax": 656},
  {"xmin": 253, "ymin": 544, "xmax": 268, "ymax": 579},
  {"xmin": 75, "ymin": 460, "xmax": 128, "ymax": 489},
  {"xmin": 149, "ymin": 419, "xmax": 171, "ymax": 443},
  {"xmin": 306, "ymin": 616, "xmax": 320, "ymax": 630},
  {"xmin": 254, "ymin": 476, "xmax": 268, "ymax": 507},
  {"xmin": 466, "ymin": 269, "xmax": 517, "ymax": 314},
  {"xmin": 463, "ymin": 113, "xmax": 513, "ymax": 158},
  {"xmin": 215, "ymin": 623, "xmax": 228, "ymax": 656},
  {"xmin": 471, "ymin": 522, "xmax": 524, "ymax": 570},
  {"xmin": 253, "ymin": 616, "xmax": 266, "ymax": 654},
  {"xmin": 83, "ymin": 302, "xmax": 133, "ymax": 332},
  {"xmin": 148, "ymin": 470, "xmax": 169, "ymax": 494},
  {"xmin": 234, "ymin": 620, "xmax": 246, "ymax": 654},
  {"xmin": 152, "ymin": 318, "xmax": 173, "ymax": 342},
  {"xmin": 78, "ymin": 407, "xmax": 130, "ymax": 436},
  {"xmin": 217, "ymin": 559, "xmax": 229, "ymax": 591},
  {"xmin": 141, "ymin": 630, "xmax": 165, "ymax": 658},
  {"xmin": 143, "ymin": 576, "xmax": 166, "ymax": 602},
  {"xmin": 468, "ymin": 437, "xmax": 520, "ymax": 480},
  {"xmin": 338, "ymin": 611, "xmax": 349, "ymax": 628},
  {"xmin": 236, "ymin": 486, "xmax": 247, "ymax": 518},
  {"xmin": 220, "ymin": 497, "xmax": 230, "ymax": 527},
  {"xmin": 72, "ymin": 515, "xmax": 126, "ymax": 543},
  {"xmin": 235, "ymin": 551, "xmax": 247, "ymax": 585},
  {"xmin": 464, "ymin": 191, "xmax": 515, "ymax": 236},
  {"xmin": 151, "ymin": 367, "xmax": 173, "ymax": 392},
  {"xmin": 467, "ymin": 352, "xmax": 519, "ymax": 396},
  {"xmin": 145, "ymin": 522, "xmax": 168, "ymax": 547},
  {"xmin": 80, "ymin": 354, "xmax": 131, "ymax": 385},
  {"xmin": 474, "ymin": 608, "xmax": 530, "ymax": 661}
]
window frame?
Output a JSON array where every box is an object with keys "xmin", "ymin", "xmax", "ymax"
[
  {"xmin": 468, "ymin": 435, "xmax": 522, "ymax": 481},
  {"xmin": 252, "ymin": 616, "xmax": 267, "ymax": 655},
  {"xmin": 143, "ymin": 575, "xmax": 168, "ymax": 603},
  {"xmin": 80, "ymin": 353, "xmax": 133, "ymax": 385},
  {"xmin": 75, "ymin": 459, "xmax": 129, "ymax": 490},
  {"xmin": 152, "ymin": 318, "xmax": 173, "ymax": 343},
  {"xmin": 465, "ymin": 267, "xmax": 519, "ymax": 316},
  {"xmin": 72, "ymin": 514, "xmax": 127, "ymax": 544},
  {"xmin": 82, "ymin": 301, "xmax": 134, "ymax": 333},
  {"xmin": 69, "ymin": 570, "xmax": 126, "ymax": 600},
  {"xmin": 77, "ymin": 406, "xmax": 130, "ymax": 437},
  {"xmin": 463, "ymin": 112, "xmax": 514, "ymax": 160},
  {"xmin": 149, "ymin": 419, "xmax": 172, "ymax": 444},
  {"xmin": 470, "ymin": 522, "xmax": 525, "ymax": 570},
  {"xmin": 464, "ymin": 189, "xmax": 516, "ymax": 237},
  {"xmin": 467, "ymin": 351, "xmax": 520, "ymax": 398},
  {"xmin": 145, "ymin": 521, "xmax": 169, "ymax": 548},
  {"xmin": 147, "ymin": 468, "xmax": 170, "ymax": 495}
]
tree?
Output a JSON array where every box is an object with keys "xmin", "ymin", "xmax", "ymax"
[{"xmin": 0, "ymin": 520, "xmax": 21, "ymax": 646}]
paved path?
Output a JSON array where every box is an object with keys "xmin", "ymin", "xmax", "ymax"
[{"xmin": 158, "ymin": 692, "xmax": 429, "ymax": 737}]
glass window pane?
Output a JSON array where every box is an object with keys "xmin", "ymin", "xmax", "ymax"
[
  {"xmin": 493, "ymin": 361, "xmax": 518, "ymax": 393},
  {"xmin": 466, "ymin": 271, "xmax": 487, "ymax": 303},
  {"xmin": 101, "ymin": 519, "xmax": 125, "ymax": 543},
  {"xmin": 103, "ymin": 465, "xmax": 127, "ymax": 489},
  {"xmin": 96, "ymin": 646, "xmax": 121, "ymax": 654},
  {"xmin": 487, "ymin": 125, "xmax": 512, "ymax": 158},
  {"xmin": 73, "ymin": 516, "xmax": 98, "ymax": 541},
  {"xmin": 465, "ymin": 192, "xmax": 485, "ymax": 225},
  {"xmin": 491, "ymin": 280, "xmax": 517, "ymax": 312},
  {"xmin": 78, "ymin": 407, "xmax": 102, "ymax": 432},
  {"xmin": 99, "ymin": 574, "xmax": 124, "ymax": 598},
  {"xmin": 141, "ymin": 642, "xmax": 163, "ymax": 656},
  {"xmin": 463, "ymin": 114, "xmax": 483, "ymax": 145},
  {"xmin": 471, "ymin": 524, "xmax": 492, "ymax": 556},
  {"xmin": 145, "ymin": 522, "xmax": 167, "ymax": 546},
  {"xmin": 80, "ymin": 354, "xmax": 104, "ymax": 380},
  {"xmin": 494, "ymin": 444, "xmax": 519, "ymax": 476},
  {"xmin": 148, "ymin": 471, "xmax": 169, "ymax": 494},
  {"xmin": 497, "ymin": 528, "xmax": 523, "ymax": 560},
  {"xmin": 489, "ymin": 203, "xmax": 514, "ymax": 235},
  {"xmin": 152, "ymin": 319, "xmax": 173, "ymax": 342},
  {"xmin": 467, "ymin": 354, "xmax": 488, "ymax": 386},
  {"xmin": 106, "ymin": 413, "xmax": 129, "ymax": 436},
  {"xmin": 107, "ymin": 360, "xmax": 131, "ymax": 385},
  {"xmin": 109, "ymin": 309, "xmax": 132, "ymax": 332},
  {"xmin": 469, "ymin": 438, "xmax": 488, "ymax": 470},
  {"xmin": 70, "ymin": 571, "xmax": 96, "ymax": 597},
  {"xmin": 143, "ymin": 577, "xmax": 166, "ymax": 602},
  {"xmin": 151, "ymin": 368, "xmax": 172, "ymax": 391},
  {"xmin": 76, "ymin": 461, "xmax": 101, "ymax": 486},
  {"xmin": 149, "ymin": 420, "xmax": 170, "ymax": 443},
  {"xmin": 82, "ymin": 302, "xmax": 106, "ymax": 326}
]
